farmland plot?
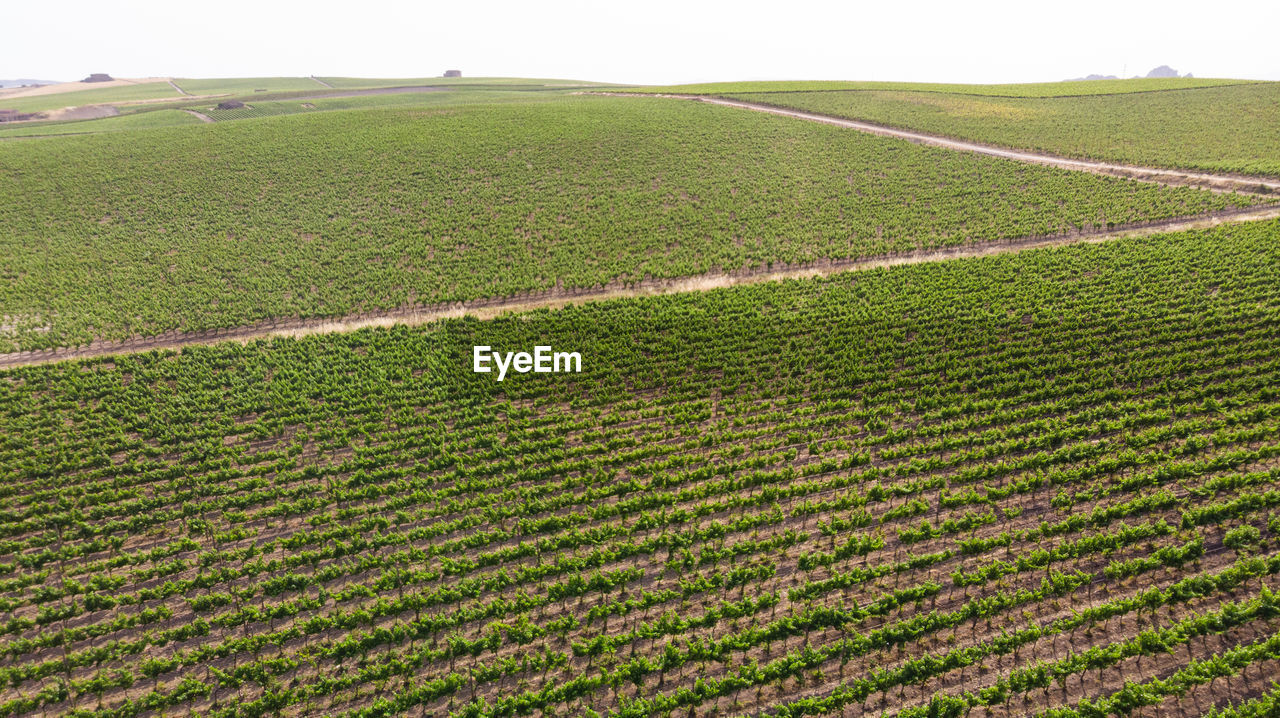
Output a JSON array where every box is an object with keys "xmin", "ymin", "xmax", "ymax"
[
  {"xmin": 2, "ymin": 221, "xmax": 1279, "ymax": 716},
  {"xmin": 0, "ymin": 95, "xmax": 1261, "ymax": 353},
  {"xmin": 723, "ymin": 84, "xmax": 1280, "ymax": 177}
]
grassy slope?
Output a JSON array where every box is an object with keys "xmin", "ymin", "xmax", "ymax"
[
  {"xmin": 0, "ymin": 82, "xmax": 182, "ymax": 113},
  {"xmin": 0, "ymin": 95, "xmax": 1257, "ymax": 351},
  {"xmin": 317, "ymin": 76, "xmax": 607, "ymax": 89},
  {"xmin": 723, "ymin": 84, "xmax": 1280, "ymax": 178},
  {"xmin": 0, "ymin": 109, "xmax": 205, "ymax": 138},
  {"xmin": 193, "ymin": 89, "xmax": 558, "ymax": 121},
  {"xmin": 630, "ymin": 77, "xmax": 1259, "ymax": 97},
  {"xmin": 170, "ymin": 77, "xmax": 330, "ymax": 94},
  {"xmin": 3, "ymin": 220, "xmax": 1280, "ymax": 714}
]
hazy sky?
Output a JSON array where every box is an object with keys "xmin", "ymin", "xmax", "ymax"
[{"xmin": 10, "ymin": 0, "xmax": 1279, "ymax": 84}]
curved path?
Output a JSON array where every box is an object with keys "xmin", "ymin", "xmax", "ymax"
[
  {"xmin": 592, "ymin": 93, "xmax": 1280, "ymax": 196},
  {"xmin": 3, "ymin": 205, "xmax": 1277, "ymax": 369}
]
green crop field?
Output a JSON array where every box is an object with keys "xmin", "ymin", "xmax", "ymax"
[
  {"xmin": 170, "ymin": 77, "xmax": 334, "ymax": 95},
  {"xmin": 193, "ymin": 89, "xmax": 543, "ymax": 122},
  {"xmin": 316, "ymin": 76, "xmax": 607, "ymax": 89},
  {"xmin": 718, "ymin": 84, "xmax": 1280, "ymax": 177},
  {"xmin": 3, "ymin": 220, "xmax": 1280, "ymax": 716},
  {"xmin": 0, "ymin": 95, "xmax": 1262, "ymax": 352},
  {"xmin": 0, "ymin": 82, "xmax": 183, "ymax": 114},
  {"xmin": 0, "ymin": 109, "xmax": 205, "ymax": 138},
  {"xmin": 630, "ymin": 77, "xmax": 1259, "ymax": 98}
]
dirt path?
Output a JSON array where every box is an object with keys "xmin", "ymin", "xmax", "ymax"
[
  {"xmin": 2, "ymin": 205, "xmax": 1276, "ymax": 370},
  {"xmin": 167, "ymin": 79, "xmax": 190, "ymax": 96},
  {"xmin": 310, "ymin": 76, "xmax": 334, "ymax": 88},
  {"xmin": 591, "ymin": 93, "xmax": 1280, "ymax": 196},
  {"xmin": 182, "ymin": 109, "xmax": 214, "ymax": 123}
]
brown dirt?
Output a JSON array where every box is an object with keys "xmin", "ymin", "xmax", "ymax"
[
  {"xmin": 589, "ymin": 92, "xmax": 1280, "ymax": 196},
  {"xmin": 183, "ymin": 109, "xmax": 214, "ymax": 123},
  {"xmin": 2, "ymin": 205, "xmax": 1276, "ymax": 370},
  {"xmin": 40, "ymin": 104, "xmax": 120, "ymax": 121}
]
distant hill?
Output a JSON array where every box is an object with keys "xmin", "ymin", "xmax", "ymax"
[
  {"xmin": 1067, "ymin": 66, "xmax": 1193, "ymax": 82},
  {"xmin": 1146, "ymin": 65, "xmax": 1192, "ymax": 78},
  {"xmin": 0, "ymin": 79, "xmax": 61, "ymax": 88}
]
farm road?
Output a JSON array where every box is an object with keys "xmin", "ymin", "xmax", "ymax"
[
  {"xmin": 2, "ymin": 205, "xmax": 1277, "ymax": 369},
  {"xmin": 591, "ymin": 93, "xmax": 1280, "ymax": 196}
]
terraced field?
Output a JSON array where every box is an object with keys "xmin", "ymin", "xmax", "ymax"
[
  {"xmin": 2, "ymin": 220, "xmax": 1279, "ymax": 716},
  {"xmin": 0, "ymin": 95, "xmax": 1264, "ymax": 353}
]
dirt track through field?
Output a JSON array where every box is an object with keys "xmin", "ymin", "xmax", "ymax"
[
  {"xmin": 182, "ymin": 109, "xmax": 213, "ymax": 123},
  {"xmin": 590, "ymin": 93, "xmax": 1280, "ymax": 196},
  {"xmin": 3, "ymin": 205, "xmax": 1277, "ymax": 369},
  {"xmin": 167, "ymin": 79, "xmax": 190, "ymax": 96}
]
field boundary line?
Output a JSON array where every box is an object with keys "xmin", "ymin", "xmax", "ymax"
[
  {"xmin": 588, "ymin": 92, "xmax": 1280, "ymax": 196},
  {"xmin": 167, "ymin": 79, "xmax": 191, "ymax": 96},
  {"xmin": 2, "ymin": 205, "xmax": 1277, "ymax": 369},
  {"xmin": 182, "ymin": 109, "xmax": 214, "ymax": 123}
]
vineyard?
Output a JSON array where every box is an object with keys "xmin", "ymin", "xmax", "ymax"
[
  {"xmin": 2, "ymin": 219, "xmax": 1279, "ymax": 716},
  {"xmin": 717, "ymin": 84, "xmax": 1280, "ymax": 177},
  {"xmin": 0, "ymin": 83, "xmax": 184, "ymax": 115},
  {"xmin": 194, "ymin": 90, "xmax": 543, "ymax": 122},
  {"xmin": 627, "ymin": 77, "xmax": 1259, "ymax": 98},
  {"xmin": 0, "ymin": 95, "xmax": 1264, "ymax": 353},
  {"xmin": 0, "ymin": 110, "xmax": 206, "ymax": 138}
]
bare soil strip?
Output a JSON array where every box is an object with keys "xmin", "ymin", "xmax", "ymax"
[
  {"xmin": 2, "ymin": 205, "xmax": 1276, "ymax": 369},
  {"xmin": 167, "ymin": 79, "xmax": 190, "ymax": 96},
  {"xmin": 310, "ymin": 76, "xmax": 334, "ymax": 88},
  {"xmin": 590, "ymin": 93, "xmax": 1280, "ymax": 196},
  {"xmin": 182, "ymin": 109, "xmax": 214, "ymax": 123}
]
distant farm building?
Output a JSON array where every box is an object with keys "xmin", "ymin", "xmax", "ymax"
[
  {"xmin": 82, "ymin": 73, "xmax": 114, "ymax": 83},
  {"xmin": 443, "ymin": 70, "xmax": 462, "ymax": 78}
]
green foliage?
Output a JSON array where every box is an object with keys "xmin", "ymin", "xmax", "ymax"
[
  {"xmin": 1, "ymin": 218, "xmax": 1280, "ymax": 714},
  {"xmin": 1224, "ymin": 525, "xmax": 1263, "ymax": 552}
]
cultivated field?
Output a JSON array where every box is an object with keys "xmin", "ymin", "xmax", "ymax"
[
  {"xmin": 2, "ymin": 221, "xmax": 1280, "ymax": 716},
  {"xmin": 0, "ymin": 82, "xmax": 184, "ymax": 114},
  {"xmin": 0, "ymin": 95, "xmax": 1265, "ymax": 353},
  {"xmin": 0, "ymin": 109, "xmax": 206, "ymax": 138},
  {"xmin": 169, "ymin": 78, "xmax": 334, "ymax": 95},
  {"xmin": 711, "ymin": 84, "xmax": 1280, "ymax": 177},
  {"xmin": 4, "ymin": 69, "xmax": 1280, "ymax": 718},
  {"xmin": 626, "ymin": 77, "xmax": 1259, "ymax": 98}
]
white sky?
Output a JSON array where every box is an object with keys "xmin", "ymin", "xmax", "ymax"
[{"xmin": 8, "ymin": 0, "xmax": 1279, "ymax": 84}]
